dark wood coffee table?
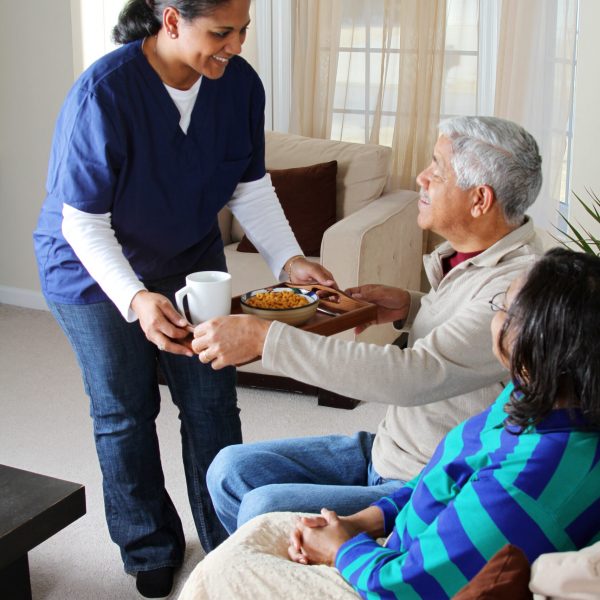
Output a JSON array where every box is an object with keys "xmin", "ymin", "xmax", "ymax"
[{"xmin": 0, "ymin": 465, "xmax": 86, "ymax": 599}]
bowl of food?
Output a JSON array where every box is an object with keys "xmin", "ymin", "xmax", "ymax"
[{"xmin": 240, "ymin": 287, "xmax": 319, "ymax": 326}]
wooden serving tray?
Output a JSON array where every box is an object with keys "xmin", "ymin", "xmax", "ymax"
[{"xmin": 232, "ymin": 283, "xmax": 377, "ymax": 337}]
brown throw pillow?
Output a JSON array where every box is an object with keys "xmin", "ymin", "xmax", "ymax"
[
  {"xmin": 453, "ymin": 544, "xmax": 533, "ymax": 600},
  {"xmin": 236, "ymin": 160, "xmax": 338, "ymax": 257}
]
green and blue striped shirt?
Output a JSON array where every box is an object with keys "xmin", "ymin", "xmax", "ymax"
[{"xmin": 336, "ymin": 383, "xmax": 600, "ymax": 599}]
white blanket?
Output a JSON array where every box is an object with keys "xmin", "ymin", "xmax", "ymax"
[{"xmin": 178, "ymin": 513, "xmax": 360, "ymax": 600}]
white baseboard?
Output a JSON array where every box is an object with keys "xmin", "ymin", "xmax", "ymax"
[{"xmin": 0, "ymin": 285, "xmax": 48, "ymax": 311}]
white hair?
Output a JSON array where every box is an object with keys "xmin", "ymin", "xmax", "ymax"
[{"xmin": 438, "ymin": 116, "xmax": 542, "ymax": 225}]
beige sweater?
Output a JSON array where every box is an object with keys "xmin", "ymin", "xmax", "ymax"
[{"xmin": 262, "ymin": 219, "xmax": 542, "ymax": 481}]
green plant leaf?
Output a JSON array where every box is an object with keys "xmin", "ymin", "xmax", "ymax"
[
  {"xmin": 574, "ymin": 191, "xmax": 600, "ymax": 221},
  {"xmin": 556, "ymin": 189, "xmax": 600, "ymax": 256}
]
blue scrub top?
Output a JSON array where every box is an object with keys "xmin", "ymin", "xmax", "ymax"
[{"xmin": 34, "ymin": 40, "xmax": 266, "ymax": 305}]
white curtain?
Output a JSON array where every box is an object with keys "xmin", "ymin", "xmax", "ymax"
[
  {"xmin": 291, "ymin": 0, "xmax": 447, "ymax": 190},
  {"xmin": 495, "ymin": 0, "xmax": 578, "ymax": 230},
  {"xmin": 290, "ymin": 0, "xmax": 343, "ymax": 138},
  {"xmin": 289, "ymin": 0, "xmax": 577, "ymax": 228}
]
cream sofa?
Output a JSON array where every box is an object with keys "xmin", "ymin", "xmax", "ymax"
[
  {"xmin": 529, "ymin": 541, "xmax": 600, "ymax": 599},
  {"xmin": 218, "ymin": 131, "xmax": 423, "ymax": 405}
]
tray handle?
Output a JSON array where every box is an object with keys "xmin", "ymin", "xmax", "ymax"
[{"xmin": 285, "ymin": 282, "xmax": 365, "ymax": 311}]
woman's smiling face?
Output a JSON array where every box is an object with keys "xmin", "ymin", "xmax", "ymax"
[{"xmin": 173, "ymin": 0, "xmax": 251, "ymax": 80}]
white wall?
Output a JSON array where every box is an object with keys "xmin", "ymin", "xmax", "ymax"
[
  {"xmin": 0, "ymin": 1, "xmax": 598, "ymax": 309},
  {"xmin": 0, "ymin": 0, "xmax": 74, "ymax": 308}
]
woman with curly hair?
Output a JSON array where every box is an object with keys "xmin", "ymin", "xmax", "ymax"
[{"xmin": 179, "ymin": 248, "xmax": 600, "ymax": 600}]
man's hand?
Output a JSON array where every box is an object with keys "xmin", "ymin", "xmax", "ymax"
[
  {"xmin": 345, "ymin": 284, "xmax": 411, "ymax": 334},
  {"xmin": 192, "ymin": 315, "xmax": 271, "ymax": 369},
  {"xmin": 130, "ymin": 290, "xmax": 193, "ymax": 356}
]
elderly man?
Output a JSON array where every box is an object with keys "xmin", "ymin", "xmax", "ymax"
[{"xmin": 192, "ymin": 116, "xmax": 544, "ymax": 536}]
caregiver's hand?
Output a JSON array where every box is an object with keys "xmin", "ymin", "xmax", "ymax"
[
  {"xmin": 193, "ymin": 314, "xmax": 271, "ymax": 369},
  {"xmin": 286, "ymin": 256, "xmax": 336, "ymax": 288},
  {"xmin": 131, "ymin": 290, "xmax": 193, "ymax": 356}
]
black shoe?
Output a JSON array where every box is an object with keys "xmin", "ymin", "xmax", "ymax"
[{"xmin": 136, "ymin": 566, "xmax": 175, "ymax": 598}]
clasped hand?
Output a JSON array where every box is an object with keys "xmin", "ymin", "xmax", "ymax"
[{"xmin": 287, "ymin": 508, "xmax": 356, "ymax": 567}]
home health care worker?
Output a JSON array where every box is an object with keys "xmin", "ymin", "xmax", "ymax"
[{"xmin": 33, "ymin": 0, "xmax": 333, "ymax": 593}]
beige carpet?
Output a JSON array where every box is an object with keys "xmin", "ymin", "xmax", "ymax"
[{"xmin": 0, "ymin": 303, "xmax": 385, "ymax": 599}]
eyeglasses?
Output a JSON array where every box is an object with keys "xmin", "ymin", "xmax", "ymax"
[{"xmin": 489, "ymin": 291, "xmax": 507, "ymax": 313}]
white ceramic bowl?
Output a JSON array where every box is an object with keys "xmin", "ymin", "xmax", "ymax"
[{"xmin": 240, "ymin": 287, "xmax": 319, "ymax": 326}]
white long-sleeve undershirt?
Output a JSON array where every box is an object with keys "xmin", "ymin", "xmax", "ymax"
[
  {"xmin": 61, "ymin": 173, "xmax": 302, "ymax": 322},
  {"xmin": 61, "ymin": 205, "xmax": 146, "ymax": 322},
  {"xmin": 227, "ymin": 174, "xmax": 301, "ymax": 276}
]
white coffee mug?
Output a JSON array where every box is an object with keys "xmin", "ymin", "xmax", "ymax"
[{"xmin": 175, "ymin": 271, "xmax": 232, "ymax": 325}]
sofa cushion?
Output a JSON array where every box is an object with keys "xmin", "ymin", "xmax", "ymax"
[
  {"xmin": 529, "ymin": 540, "xmax": 600, "ymax": 599},
  {"xmin": 264, "ymin": 130, "xmax": 391, "ymax": 219},
  {"xmin": 237, "ymin": 160, "xmax": 338, "ymax": 257},
  {"xmin": 453, "ymin": 544, "xmax": 533, "ymax": 600}
]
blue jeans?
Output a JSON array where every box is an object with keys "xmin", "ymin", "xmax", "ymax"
[
  {"xmin": 206, "ymin": 431, "xmax": 405, "ymax": 533},
  {"xmin": 47, "ymin": 256, "xmax": 241, "ymax": 572}
]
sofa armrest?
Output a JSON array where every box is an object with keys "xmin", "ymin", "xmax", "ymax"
[{"xmin": 321, "ymin": 189, "xmax": 422, "ymax": 345}]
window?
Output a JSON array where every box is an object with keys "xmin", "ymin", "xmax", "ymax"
[
  {"xmin": 330, "ymin": 0, "xmax": 578, "ymax": 212},
  {"xmin": 557, "ymin": 3, "xmax": 579, "ymax": 224},
  {"xmin": 331, "ymin": 0, "xmax": 499, "ymax": 144},
  {"xmin": 71, "ymin": 0, "xmax": 124, "ymax": 75}
]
